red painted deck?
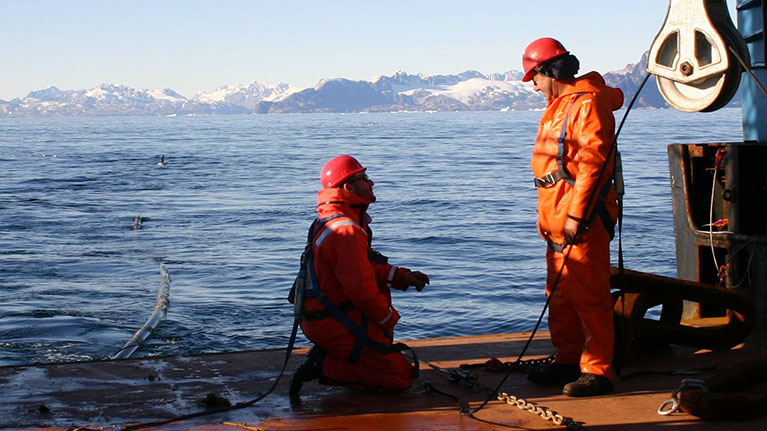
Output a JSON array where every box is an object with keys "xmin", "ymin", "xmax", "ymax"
[{"xmin": 3, "ymin": 330, "xmax": 767, "ymax": 430}]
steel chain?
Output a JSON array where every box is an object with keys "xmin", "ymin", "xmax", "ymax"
[
  {"xmin": 471, "ymin": 369, "xmax": 588, "ymax": 430},
  {"xmin": 497, "ymin": 392, "xmax": 590, "ymax": 430},
  {"xmin": 471, "ymin": 353, "xmax": 555, "ymax": 372},
  {"xmin": 518, "ymin": 353, "xmax": 556, "ymax": 368},
  {"xmin": 429, "ymin": 359, "xmax": 589, "ymax": 430}
]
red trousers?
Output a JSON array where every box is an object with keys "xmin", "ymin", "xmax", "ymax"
[
  {"xmin": 302, "ymin": 317, "xmax": 413, "ymax": 391},
  {"xmin": 545, "ymin": 222, "xmax": 614, "ymax": 379}
]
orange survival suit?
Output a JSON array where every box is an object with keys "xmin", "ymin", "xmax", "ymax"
[
  {"xmin": 531, "ymin": 72, "xmax": 624, "ymax": 379},
  {"xmin": 299, "ymin": 186, "xmax": 416, "ymax": 390}
]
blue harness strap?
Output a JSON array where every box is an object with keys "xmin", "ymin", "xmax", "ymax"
[
  {"xmin": 295, "ymin": 215, "xmax": 419, "ymax": 377},
  {"xmin": 533, "ymin": 93, "xmax": 586, "ymax": 188},
  {"xmin": 536, "ymin": 93, "xmax": 620, "ymax": 251}
]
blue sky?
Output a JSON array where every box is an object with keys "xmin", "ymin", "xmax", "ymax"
[{"xmin": 0, "ymin": 0, "xmax": 739, "ymax": 100}]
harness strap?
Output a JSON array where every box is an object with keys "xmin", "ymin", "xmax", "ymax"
[
  {"xmin": 592, "ymin": 175, "xmax": 616, "ymax": 241},
  {"xmin": 536, "ymin": 93, "xmax": 623, "ymax": 250},
  {"xmin": 306, "ymin": 214, "xmax": 345, "ymax": 243},
  {"xmin": 299, "ymin": 215, "xmax": 419, "ymax": 377},
  {"xmin": 533, "ymin": 170, "xmax": 570, "ymax": 188},
  {"xmin": 545, "ymin": 202, "xmax": 616, "ymax": 252},
  {"xmin": 301, "ymin": 301, "xmax": 354, "ymax": 321},
  {"xmin": 534, "ymin": 93, "xmax": 586, "ymax": 188},
  {"xmin": 349, "ymin": 315, "xmax": 368, "ymax": 363},
  {"xmin": 546, "ymin": 236, "xmax": 566, "ymax": 253},
  {"xmin": 311, "ymin": 281, "xmax": 419, "ymax": 376},
  {"xmin": 315, "ymin": 219, "xmax": 359, "ymax": 247},
  {"xmin": 585, "ymin": 148, "xmax": 624, "ymax": 241}
]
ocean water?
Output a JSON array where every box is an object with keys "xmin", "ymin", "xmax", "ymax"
[{"xmin": 0, "ymin": 108, "xmax": 744, "ymax": 366}]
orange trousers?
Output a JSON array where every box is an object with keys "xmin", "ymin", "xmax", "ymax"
[
  {"xmin": 545, "ymin": 221, "xmax": 614, "ymax": 379},
  {"xmin": 303, "ymin": 318, "xmax": 414, "ymax": 391}
]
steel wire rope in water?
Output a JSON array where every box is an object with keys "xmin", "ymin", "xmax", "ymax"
[
  {"xmin": 469, "ymin": 72, "xmax": 652, "ymax": 417},
  {"xmin": 110, "ymin": 258, "xmax": 171, "ymax": 359},
  {"xmin": 83, "ymin": 231, "xmax": 300, "ymax": 429},
  {"xmin": 115, "ymin": 313, "xmax": 302, "ymax": 431}
]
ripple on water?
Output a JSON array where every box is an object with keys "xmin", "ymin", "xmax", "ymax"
[{"xmin": 0, "ymin": 110, "xmax": 745, "ymax": 364}]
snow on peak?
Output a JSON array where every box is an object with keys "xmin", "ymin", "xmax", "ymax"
[
  {"xmin": 192, "ymin": 81, "xmax": 298, "ymax": 107},
  {"xmin": 400, "ymin": 77, "xmax": 532, "ymax": 104},
  {"xmin": 147, "ymin": 88, "xmax": 187, "ymax": 102}
]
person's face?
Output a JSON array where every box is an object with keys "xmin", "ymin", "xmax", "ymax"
[
  {"xmin": 532, "ymin": 72, "xmax": 556, "ymax": 100},
  {"xmin": 343, "ymin": 172, "xmax": 376, "ymax": 202}
]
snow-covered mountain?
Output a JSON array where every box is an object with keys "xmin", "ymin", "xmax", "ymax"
[
  {"xmin": 191, "ymin": 82, "xmax": 299, "ymax": 109},
  {"xmin": 255, "ymin": 70, "xmax": 546, "ymax": 113},
  {"xmin": 1, "ymin": 54, "xmax": 691, "ymax": 117},
  {"xmin": 253, "ymin": 54, "xmax": 681, "ymax": 114},
  {"xmin": 0, "ymin": 84, "xmax": 249, "ymax": 117}
]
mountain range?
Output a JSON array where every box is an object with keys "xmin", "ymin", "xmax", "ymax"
[{"xmin": 0, "ymin": 53, "xmax": 729, "ymax": 118}]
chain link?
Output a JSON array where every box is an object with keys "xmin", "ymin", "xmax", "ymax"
[
  {"xmin": 461, "ymin": 353, "xmax": 556, "ymax": 373},
  {"xmin": 516, "ymin": 353, "xmax": 556, "ymax": 369},
  {"xmin": 497, "ymin": 392, "xmax": 590, "ymax": 430},
  {"xmin": 427, "ymin": 358, "xmax": 589, "ymax": 431}
]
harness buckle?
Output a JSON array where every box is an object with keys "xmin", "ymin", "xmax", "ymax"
[
  {"xmin": 534, "ymin": 171, "xmax": 559, "ymax": 188},
  {"xmin": 545, "ymin": 172, "xmax": 557, "ymax": 185}
]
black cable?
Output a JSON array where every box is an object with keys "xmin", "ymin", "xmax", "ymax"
[
  {"xmin": 469, "ymin": 244, "xmax": 574, "ymax": 415},
  {"xmin": 119, "ymin": 318, "xmax": 301, "ymax": 431},
  {"xmin": 470, "ymin": 72, "xmax": 652, "ymax": 415},
  {"xmin": 78, "ymin": 74, "xmax": 655, "ymax": 429}
]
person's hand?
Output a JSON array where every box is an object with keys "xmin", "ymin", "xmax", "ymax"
[
  {"xmin": 403, "ymin": 270, "xmax": 430, "ymax": 292},
  {"xmin": 563, "ymin": 217, "xmax": 581, "ymax": 244}
]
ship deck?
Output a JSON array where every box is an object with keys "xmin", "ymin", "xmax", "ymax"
[{"xmin": 3, "ymin": 330, "xmax": 767, "ymax": 431}]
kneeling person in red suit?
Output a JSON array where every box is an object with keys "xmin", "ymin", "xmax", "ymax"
[{"xmin": 290, "ymin": 155, "xmax": 430, "ymax": 398}]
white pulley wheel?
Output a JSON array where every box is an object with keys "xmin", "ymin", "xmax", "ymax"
[
  {"xmin": 647, "ymin": 0, "xmax": 749, "ymax": 112},
  {"xmin": 655, "ymin": 70, "xmax": 729, "ymax": 112}
]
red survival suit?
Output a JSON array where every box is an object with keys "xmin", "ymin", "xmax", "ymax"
[
  {"xmin": 299, "ymin": 186, "xmax": 415, "ymax": 390},
  {"xmin": 531, "ymin": 72, "xmax": 623, "ymax": 379}
]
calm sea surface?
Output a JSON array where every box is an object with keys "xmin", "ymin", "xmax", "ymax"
[{"xmin": 0, "ymin": 109, "xmax": 744, "ymax": 366}]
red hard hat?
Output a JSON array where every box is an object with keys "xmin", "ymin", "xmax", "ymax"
[
  {"xmin": 522, "ymin": 37, "xmax": 569, "ymax": 82},
  {"xmin": 320, "ymin": 155, "xmax": 366, "ymax": 188}
]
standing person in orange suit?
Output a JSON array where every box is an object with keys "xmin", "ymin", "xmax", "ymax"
[
  {"xmin": 289, "ymin": 155, "xmax": 429, "ymax": 399},
  {"xmin": 522, "ymin": 37, "xmax": 623, "ymax": 397}
]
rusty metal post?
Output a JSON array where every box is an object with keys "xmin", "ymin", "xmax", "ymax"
[{"xmin": 668, "ymin": 142, "xmax": 767, "ymax": 328}]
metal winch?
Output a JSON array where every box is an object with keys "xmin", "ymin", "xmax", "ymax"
[{"xmin": 648, "ymin": 0, "xmax": 750, "ymax": 112}]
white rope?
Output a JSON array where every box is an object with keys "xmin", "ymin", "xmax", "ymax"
[{"xmin": 709, "ymin": 161, "xmax": 720, "ymax": 275}]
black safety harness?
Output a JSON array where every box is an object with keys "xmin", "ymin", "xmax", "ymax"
[
  {"xmin": 533, "ymin": 92, "xmax": 624, "ymax": 252},
  {"xmin": 288, "ymin": 214, "xmax": 419, "ymax": 377}
]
